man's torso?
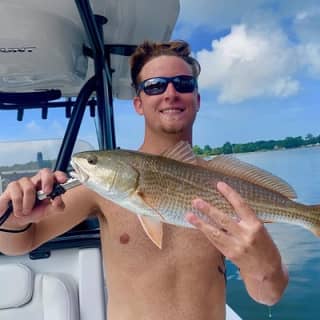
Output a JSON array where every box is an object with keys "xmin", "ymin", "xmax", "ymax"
[{"xmin": 96, "ymin": 197, "xmax": 227, "ymax": 320}]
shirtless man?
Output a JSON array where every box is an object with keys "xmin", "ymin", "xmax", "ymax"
[{"xmin": 0, "ymin": 40, "xmax": 288, "ymax": 320}]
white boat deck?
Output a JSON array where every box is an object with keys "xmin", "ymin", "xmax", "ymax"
[{"xmin": 0, "ymin": 248, "xmax": 242, "ymax": 320}]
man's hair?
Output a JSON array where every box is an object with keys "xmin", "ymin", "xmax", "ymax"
[{"xmin": 129, "ymin": 40, "xmax": 201, "ymax": 91}]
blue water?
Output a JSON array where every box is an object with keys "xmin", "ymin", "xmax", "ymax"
[{"xmin": 226, "ymin": 146, "xmax": 320, "ymax": 320}]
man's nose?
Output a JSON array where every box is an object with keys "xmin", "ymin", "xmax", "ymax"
[{"xmin": 164, "ymin": 82, "xmax": 178, "ymax": 97}]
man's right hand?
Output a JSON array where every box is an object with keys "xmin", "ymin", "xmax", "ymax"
[{"xmin": 0, "ymin": 169, "xmax": 68, "ymax": 228}]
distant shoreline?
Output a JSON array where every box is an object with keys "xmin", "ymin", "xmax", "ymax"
[
  {"xmin": 202, "ymin": 144, "xmax": 320, "ymax": 159},
  {"xmin": 194, "ymin": 135, "xmax": 320, "ymax": 156},
  {"xmin": 237, "ymin": 144, "xmax": 320, "ymax": 156}
]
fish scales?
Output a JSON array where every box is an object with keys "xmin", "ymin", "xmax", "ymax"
[
  {"xmin": 131, "ymin": 155, "xmax": 227, "ymax": 226},
  {"xmin": 104, "ymin": 150, "xmax": 318, "ymax": 229}
]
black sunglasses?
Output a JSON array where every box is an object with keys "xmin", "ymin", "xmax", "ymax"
[{"xmin": 137, "ymin": 75, "xmax": 197, "ymax": 96}]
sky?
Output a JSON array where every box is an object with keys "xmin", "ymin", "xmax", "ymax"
[
  {"xmin": 1, "ymin": 0, "xmax": 320, "ymax": 164},
  {"xmin": 115, "ymin": 0, "xmax": 320, "ymax": 150}
]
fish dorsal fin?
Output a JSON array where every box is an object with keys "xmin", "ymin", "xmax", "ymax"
[
  {"xmin": 205, "ymin": 155, "xmax": 297, "ymax": 199},
  {"xmin": 161, "ymin": 141, "xmax": 197, "ymax": 164}
]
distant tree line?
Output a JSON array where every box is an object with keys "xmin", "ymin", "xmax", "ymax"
[
  {"xmin": 0, "ymin": 152, "xmax": 54, "ymax": 173},
  {"xmin": 193, "ymin": 133, "xmax": 320, "ymax": 156},
  {"xmin": 0, "ymin": 159, "xmax": 54, "ymax": 172}
]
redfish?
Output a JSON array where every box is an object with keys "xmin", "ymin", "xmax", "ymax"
[{"xmin": 71, "ymin": 141, "xmax": 320, "ymax": 248}]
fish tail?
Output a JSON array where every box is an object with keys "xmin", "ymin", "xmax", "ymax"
[{"xmin": 309, "ymin": 204, "xmax": 320, "ymax": 237}]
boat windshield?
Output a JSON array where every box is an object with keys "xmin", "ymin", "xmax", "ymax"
[{"xmin": 0, "ymin": 107, "xmax": 97, "ymax": 193}]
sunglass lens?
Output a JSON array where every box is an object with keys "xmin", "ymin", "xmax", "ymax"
[
  {"xmin": 144, "ymin": 78, "xmax": 167, "ymax": 95},
  {"xmin": 139, "ymin": 76, "xmax": 196, "ymax": 95},
  {"xmin": 173, "ymin": 76, "xmax": 196, "ymax": 93}
]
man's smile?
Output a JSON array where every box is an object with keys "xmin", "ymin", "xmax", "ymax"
[{"xmin": 160, "ymin": 107, "xmax": 185, "ymax": 114}]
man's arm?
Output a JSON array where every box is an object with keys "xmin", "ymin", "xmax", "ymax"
[
  {"xmin": 186, "ymin": 181, "xmax": 288, "ymax": 306},
  {"xmin": 0, "ymin": 169, "xmax": 97, "ymax": 255}
]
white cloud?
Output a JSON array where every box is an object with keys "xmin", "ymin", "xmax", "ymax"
[
  {"xmin": 177, "ymin": 0, "xmax": 320, "ymax": 103},
  {"xmin": 292, "ymin": 4, "xmax": 320, "ymax": 43},
  {"xmin": 179, "ymin": 0, "xmax": 320, "ymax": 31},
  {"xmin": 26, "ymin": 120, "xmax": 42, "ymax": 133},
  {"xmin": 50, "ymin": 120, "xmax": 66, "ymax": 136},
  {"xmin": 25, "ymin": 120, "xmax": 67, "ymax": 137},
  {"xmin": 293, "ymin": 5, "xmax": 320, "ymax": 77},
  {"xmin": 179, "ymin": 0, "xmax": 267, "ymax": 30},
  {"xmin": 301, "ymin": 43, "xmax": 320, "ymax": 76},
  {"xmin": 196, "ymin": 24, "xmax": 300, "ymax": 103},
  {"xmin": 294, "ymin": 7, "xmax": 320, "ymax": 77}
]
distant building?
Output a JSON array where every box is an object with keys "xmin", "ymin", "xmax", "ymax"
[{"xmin": 37, "ymin": 152, "xmax": 44, "ymax": 168}]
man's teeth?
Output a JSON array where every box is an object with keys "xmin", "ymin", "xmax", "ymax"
[{"xmin": 161, "ymin": 108, "xmax": 183, "ymax": 113}]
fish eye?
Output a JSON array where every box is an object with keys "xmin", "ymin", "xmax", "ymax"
[{"xmin": 87, "ymin": 154, "xmax": 98, "ymax": 165}]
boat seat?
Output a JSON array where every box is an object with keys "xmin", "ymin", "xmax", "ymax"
[{"xmin": 0, "ymin": 263, "xmax": 79, "ymax": 320}]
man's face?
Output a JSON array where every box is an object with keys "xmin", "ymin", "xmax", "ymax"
[{"xmin": 133, "ymin": 55, "xmax": 200, "ymax": 136}]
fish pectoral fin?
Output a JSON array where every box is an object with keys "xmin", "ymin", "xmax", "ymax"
[
  {"xmin": 133, "ymin": 189, "xmax": 165, "ymax": 248},
  {"xmin": 135, "ymin": 189, "xmax": 166, "ymax": 220},
  {"xmin": 138, "ymin": 215, "xmax": 163, "ymax": 249}
]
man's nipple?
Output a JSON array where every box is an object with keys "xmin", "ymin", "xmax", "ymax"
[{"xmin": 120, "ymin": 232, "xmax": 130, "ymax": 244}]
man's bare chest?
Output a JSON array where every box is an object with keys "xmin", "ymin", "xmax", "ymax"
[{"xmin": 97, "ymin": 199, "xmax": 223, "ymax": 267}]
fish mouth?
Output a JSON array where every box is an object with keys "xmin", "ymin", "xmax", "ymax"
[{"xmin": 70, "ymin": 160, "xmax": 89, "ymax": 183}]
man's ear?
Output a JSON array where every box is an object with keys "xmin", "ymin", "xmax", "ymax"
[{"xmin": 133, "ymin": 96, "xmax": 144, "ymax": 115}]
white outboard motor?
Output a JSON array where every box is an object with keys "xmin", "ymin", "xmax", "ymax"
[{"xmin": 0, "ymin": 0, "xmax": 180, "ymax": 99}]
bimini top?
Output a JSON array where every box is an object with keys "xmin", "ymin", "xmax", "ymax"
[{"xmin": 0, "ymin": 0, "xmax": 180, "ymax": 99}]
